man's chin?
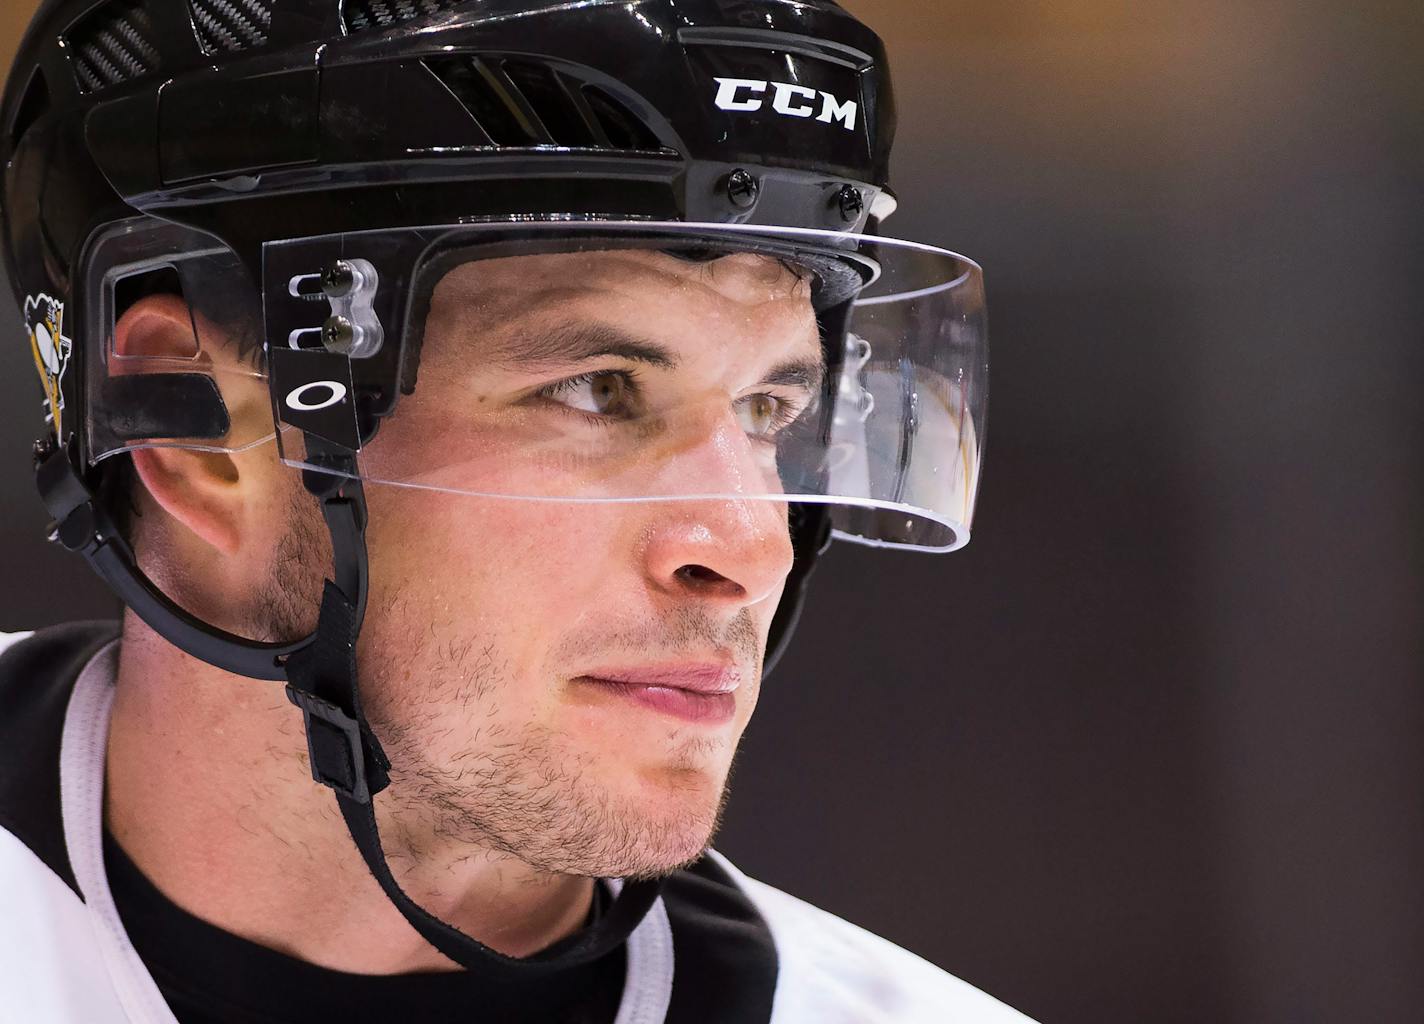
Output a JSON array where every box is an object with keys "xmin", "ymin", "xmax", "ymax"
[
  {"xmin": 598, "ymin": 829, "xmax": 720, "ymax": 881},
  {"xmin": 582, "ymin": 779, "xmax": 729, "ymax": 879}
]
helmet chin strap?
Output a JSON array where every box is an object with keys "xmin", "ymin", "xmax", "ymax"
[
  {"xmin": 287, "ymin": 579, "xmax": 664, "ymax": 974},
  {"xmin": 35, "ymin": 433, "xmax": 663, "ymax": 978},
  {"xmin": 283, "ymin": 445, "xmax": 664, "ymax": 975}
]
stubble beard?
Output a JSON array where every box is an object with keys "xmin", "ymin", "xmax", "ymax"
[
  {"xmin": 355, "ymin": 602, "xmax": 747, "ymax": 881},
  {"xmin": 248, "ymin": 486, "xmax": 759, "ymax": 881},
  {"xmin": 353, "ymin": 609, "xmax": 746, "ymax": 883}
]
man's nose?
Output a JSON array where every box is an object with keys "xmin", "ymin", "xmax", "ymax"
[
  {"xmin": 638, "ymin": 415, "xmax": 796, "ymax": 608},
  {"xmin": 641, "ymin": 497, "xmax": 796, "ymax": 608}
]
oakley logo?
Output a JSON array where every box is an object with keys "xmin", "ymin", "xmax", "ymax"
[
  {"xmin": 285, "ymin": 380, "xmax": 348, "ymax": 412},
  {"xmin": 713, "ymin": 77, "xmax": 858, "ymax": 131}
]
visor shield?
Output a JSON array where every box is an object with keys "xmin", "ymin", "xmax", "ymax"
[{"xmin": 267, "ymin": 222, "xmax": 986, "ymax": 551}]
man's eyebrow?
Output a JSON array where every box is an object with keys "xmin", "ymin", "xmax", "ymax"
[
  {"xmin": 761, "ymin": 355, "xmax": 826, "ymax": 393},
  {"xmin": 498, "ymin": 321, "xmax": 679, "ymax": 370},
  {"xmin": 496, "ymin": 319, "xmax": 825, "ymax": 391}
]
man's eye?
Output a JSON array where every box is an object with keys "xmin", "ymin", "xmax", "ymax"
[
  {"xmin": 736, "ymin": 393, "xmax": 800, "ymax": 439},
  {"xmin": 540, "ymin": 371, "xmax": 637, "ymax": 418}
]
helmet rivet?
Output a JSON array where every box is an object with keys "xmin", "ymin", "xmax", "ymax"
[
  {"xmin": 322, "ymin": 315, "xmax": 356, "ymax": 354},
  {"xmin": 321, "ymin": 260, "xmax": 356, "ymax": 299},
  {"xmin": 836, "ymin": 185, "xmax": 864, "ymax": 223},
  {"xmin": 726, "ymin": 169, "xmax": 760, "ymax": 209}
]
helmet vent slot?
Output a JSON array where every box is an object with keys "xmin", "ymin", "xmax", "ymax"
[
  {"xmin": 425, "ymin": 56, "xmax": 538, "ymax": 146},
  {"xmin": 343, "ymin": 0, "xmax": 466, "ymax": 33},
  {"xmin": 65, "ymin": 0, "xmax": 162, "ymax": 94},
  {"xmin": 8, "ymin": 69, "xmax": 51, "ymax": 149},
  {"xmin": 501, "ymin": 59, "xmax": 594, "ymax": 147},
  {"xmin": 425, "ymin": 56, "xmax": 664, "ymax": 152},
  {"xmin": 581, "ymin": 85, "xmax": 662, "ymax": 152},
  {"xmin": 188, "ymin": 0, "xmax": 273, "ymax": 55}
]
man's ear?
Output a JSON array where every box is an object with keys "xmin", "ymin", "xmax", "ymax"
[{"xmin": 118, "ymin": 294, "xmax": 244, "ymax": 556}]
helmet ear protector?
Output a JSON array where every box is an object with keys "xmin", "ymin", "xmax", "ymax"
[{"xmin": 7, "ymin": 0, "xmax": 987, "ymax": 981}]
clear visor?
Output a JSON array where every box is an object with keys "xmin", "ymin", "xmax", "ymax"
[{"xmin": 89, "ymin": 220, "xmax": 987, "ymax": 552}]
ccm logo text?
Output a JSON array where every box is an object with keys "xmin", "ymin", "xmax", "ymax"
[{"xmin": 713, "ymin": 77, "xmax": 858, "ymax": 131}]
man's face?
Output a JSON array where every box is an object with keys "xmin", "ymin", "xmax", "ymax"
[{"xmin": 340, "ymin": 249, "xmax": 821, "ymax": 880}]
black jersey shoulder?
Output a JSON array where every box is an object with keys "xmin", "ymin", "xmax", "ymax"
[
  {"xmin": 0, "ymin": 621, "xmax": 120, "ymax": 896},
  {"xmin": 661, "ymin": 852, "xmax": 779, "ymax": 1024}
]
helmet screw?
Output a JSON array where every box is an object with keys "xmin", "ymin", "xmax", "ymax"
[
  {"xmin": 836, "ymin": 185, "xmax": 864, "ymax": 223},
  {"xmin": 321, "ymin": 260, "xmax": 356, "ymax": 299},
  {"xmin": 322, "ymin": 315, "xmax": 356, "ymax": 354},
  {"xmin": 726, "ymin": 169, "xmax": 760, "ymax": 209}
]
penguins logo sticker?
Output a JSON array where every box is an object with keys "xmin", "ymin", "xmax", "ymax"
[{"xmin": 25, "ymin": 293, "xmax": 72, "ymax": 438}]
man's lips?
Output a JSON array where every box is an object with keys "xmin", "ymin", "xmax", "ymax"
[
  {"xmin": 577, "ymin": 663, "xmax": 741, "ymax": 694},
  {"xmin": 573, "ymin": 664, "xmax": 741, "ymax": 724}
]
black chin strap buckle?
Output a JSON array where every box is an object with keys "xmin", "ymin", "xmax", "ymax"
[
  {"xmin": 34, "ymin": 436, "xmax": 101, "ymax": 554},
  {"xmin": 286, "ymin": 683, "xmax": 391, "ymax": 803},
  {"xmin": 282, "ymin": 445, "xmax": 388, "ymax": 802}
]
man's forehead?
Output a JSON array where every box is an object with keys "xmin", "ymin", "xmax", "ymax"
[
  {"xmin": 428, "ymin": 247, "xmax": 816, "ymax": 321},
  {"xmin": 424, "ymin": 248, "xmax": 822, "ymax": 374}
]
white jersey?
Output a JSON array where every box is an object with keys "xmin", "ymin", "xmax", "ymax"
[{"xmin": 0, "ymin": 627, "xmax": 1035, "ymax": 1024}]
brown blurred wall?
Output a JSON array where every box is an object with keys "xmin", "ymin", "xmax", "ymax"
[
  {"xmin": 1, "ymin": 3, "xmax": 1421, "ymax": 1023},
  {"xmin": 1, "ymin": 5, "xmax": 30, "ymax": 79}
]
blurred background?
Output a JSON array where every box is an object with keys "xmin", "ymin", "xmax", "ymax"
[{"xmin": 1, "ymin": 2, "xmax": 1420, "ymax": 1021}]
